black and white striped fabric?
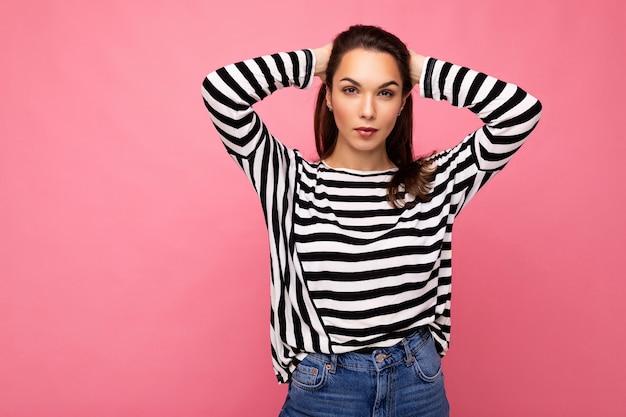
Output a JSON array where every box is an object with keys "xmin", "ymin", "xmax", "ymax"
[{"xmin": 202, "ymin": 49, "xmax": 542, "ymax": 383}]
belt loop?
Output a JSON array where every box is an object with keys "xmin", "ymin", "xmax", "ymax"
[
  {"xmin": 326, "ymin": 354, "xmax": 338, "ymax": 374},
  {"xmin": 402, "ymin": 337, "xmax": 414, "ymax": 366}
]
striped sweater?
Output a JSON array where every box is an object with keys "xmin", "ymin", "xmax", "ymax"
[{"xmin": 201, "ymin": 49, "xmax": 542, "ymax": 383}]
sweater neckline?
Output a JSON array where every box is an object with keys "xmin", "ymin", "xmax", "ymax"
[{"xmin": 320, "ymin": 160, "xmax": 398, "ymax": 175}]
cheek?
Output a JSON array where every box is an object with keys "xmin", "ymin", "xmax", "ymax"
[
  {"xmin": 330, "ymin": 102, "xmax": 351, "ymax": 126},
  {"xmin": 379, "ymin": 106, "xmax": 401, "ymax": 126}
]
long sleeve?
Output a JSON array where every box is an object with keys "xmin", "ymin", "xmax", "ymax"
[
  {"xmin": 422, "ymin": 57, "xmax": 542, "ymax": 170},
  {"xmin": 419, "ymin": 57, "xmax": 542, "ymax": 216},
  {"xmin": 201, "ymin": 49, "xmax": 315, "ymax": 225},
  {"xmin": 201, "ymin": 50, "xmax": 332, "ymax": 384},
  {"xmin": 415, "ymin": 58, "xmax": 542, "ymax": 352},
  {"xmin": 201, "ymin": 50, "xmax": 314, "ymax": 160}
]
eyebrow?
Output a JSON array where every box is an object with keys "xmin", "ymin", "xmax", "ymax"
[{"xmin": 339, "ymin": 77, "xmax": 400, "ymax": 89}]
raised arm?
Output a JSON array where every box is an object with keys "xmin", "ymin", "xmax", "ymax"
[
  {"xmin": 201, "ymin": 50, "xmax": 316, "ymax": 160},
  {"xmin": 410, "ymin": 50, "xmax": 542, "ymax": 172}
]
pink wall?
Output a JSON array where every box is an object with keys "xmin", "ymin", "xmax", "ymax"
[{"xmin": 2, "ymin": 1, "xmax": 624, "ymax": 416}]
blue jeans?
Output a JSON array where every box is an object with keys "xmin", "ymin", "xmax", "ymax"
[{"xmin": 279, "ymin": 328, "xmax": 450, "ymax": 417}]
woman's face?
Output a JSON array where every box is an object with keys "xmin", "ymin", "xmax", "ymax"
[{"xmin": 326, "ymin": 48, "xmax": 406, "ymax": 169}]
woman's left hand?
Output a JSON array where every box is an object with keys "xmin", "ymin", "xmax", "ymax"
[{"xmin": 409, "ymin": 50, "xmax": 426, "ymax": 86}]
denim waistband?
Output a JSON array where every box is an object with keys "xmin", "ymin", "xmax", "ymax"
[{"xmin": 305, "ymin": 327, "xmax": 432, "ymax": 372}]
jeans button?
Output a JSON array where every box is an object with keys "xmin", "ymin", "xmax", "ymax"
[{"xmin": 375, "ymin": 353, "xmax": 388, "ymax": 363}]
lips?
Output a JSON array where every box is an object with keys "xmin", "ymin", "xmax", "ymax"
[{"xmin": 355, "ymin": 127, "xmax": 378, "ymax": 138}]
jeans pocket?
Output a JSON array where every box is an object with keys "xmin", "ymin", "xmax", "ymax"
[
  {"xmin": 291, "ymin": 356, "xmax": 328, "ymax": 391},
  {"xmin": 412, "ymin": 336, "xmax": 443, "ymax": 383}
]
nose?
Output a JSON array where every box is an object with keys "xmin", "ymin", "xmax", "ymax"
[{"xmin": 359, "ymin": 95, "xmax": 376, "ymax": 119}]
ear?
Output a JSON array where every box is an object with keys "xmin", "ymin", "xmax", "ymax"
[
  {"xmin": 401, "ymin": 93, "xmax": 409, "ymax": 111},
  {"xmin": 325, "ymin": 84, "xmax": 333, "ymax": 110}
]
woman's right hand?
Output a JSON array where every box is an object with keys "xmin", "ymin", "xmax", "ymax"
[{"xmin": 312, "ymin": 43, "xmax": 333, "ymax": 82}]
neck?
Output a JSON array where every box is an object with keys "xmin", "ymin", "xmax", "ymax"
[{"xmin": 324, "ymin": 150, "xmax": 396, "ymax": 172}]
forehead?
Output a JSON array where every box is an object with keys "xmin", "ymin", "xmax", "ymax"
[{"xmin": 333, "ymin": 48, "xmax": 402, "ymax": 85}]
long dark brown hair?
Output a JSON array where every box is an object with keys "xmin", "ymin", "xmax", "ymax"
[{"xmin": 314, "ymin": 25, "xmax": 435, "ymax": 207}]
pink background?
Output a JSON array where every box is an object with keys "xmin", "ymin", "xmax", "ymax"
[{"xmin": 2, "ymin": 1, "xmax": 625, "ymax": 416}]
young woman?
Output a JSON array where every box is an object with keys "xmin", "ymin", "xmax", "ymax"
[{"xmin": 202, "ymin": 25, "xmax": 541, "ymax": 417}]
